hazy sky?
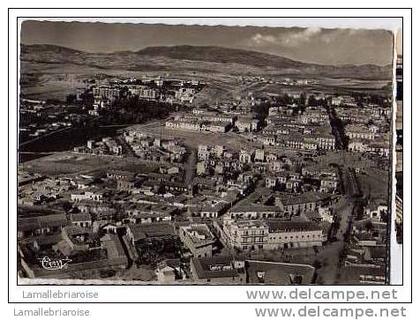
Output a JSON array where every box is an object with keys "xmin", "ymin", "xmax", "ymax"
[{"xmin": 21, "ymin": 20, "xmax": 394, "ymax": 66}]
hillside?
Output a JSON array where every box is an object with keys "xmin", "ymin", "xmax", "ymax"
[
  {"xmin": 21, "ymin": 44, "xmax": 392, "ymax": 80},
  {"xmin": 135, "ymin": 45, "xmax": 306, "ymax": 69}
]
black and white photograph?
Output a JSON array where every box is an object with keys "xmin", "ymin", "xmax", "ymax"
[{"xmin": 16, "ymin": 18, "xmax": 400, "ymax": 286}]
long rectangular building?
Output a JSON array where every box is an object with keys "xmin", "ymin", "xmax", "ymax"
[{"xmin": 222, "ymin": 218, "xmax": 324, "ymax": 252}]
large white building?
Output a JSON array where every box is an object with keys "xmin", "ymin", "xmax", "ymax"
[
  {"xmin": 223, "ymin": 218, "xmax": 324, "ymax": 251},
  {"xmin": 265, "ymin": 220, "xmax": 324, "ymax": 249},
  {"xmin": 223, "ymin": 218, "xmax": 269, "ymax": 251}
]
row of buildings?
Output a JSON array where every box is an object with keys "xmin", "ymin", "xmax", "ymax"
[
  {"xmin": 89, "ymin": 77, "xmax": 203, "ymax": 112},
  {"xmin": 123, "ymin": 129, "xmax": 187, "ymax": 163},
  {"xmin": 73, "ymin": 137, "xmax": 123, "ymax": 156},
  {"xmin": 18, "ymin": 209, "xmax": 317, "ymax": 285},
  {"xmin": 165, "ymin": 109, "xmax": 260, "ymax": 134},
  {"xmin": 255, "ymin": 105, "xmax": 336, "ymax": 150},
  {"xmin": 335, "ymin": 103, "xmax": 391, "ymax": 158},
  {"xmin": 196, "ymin": 142, "xmax": 339, "ymax": 197},
  {"xmin": 340, "ymin": 217, "xmax": 388, "ymax": 284},
  {"xmin": 220, "ymin": 218, "xmax": 324, "ymax": 251}
]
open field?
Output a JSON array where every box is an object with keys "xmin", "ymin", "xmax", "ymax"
[
  {"xmin": 20, "ymin": 152, "xmax": 159, "ymax": 177},
  {"xmin": 132, "ymin": 122, "xmax": 257, "ymax": 151},
  {"xmin": 317, "ymin": 151, "xmax": 376, "ymax": 169},
  {"xmin": 21, "ymin": 65, "xmax": 391, "ymax": 103},
  {"xmin": 357, "ymin": 168, "xmax": 389, "ymax": 201}
]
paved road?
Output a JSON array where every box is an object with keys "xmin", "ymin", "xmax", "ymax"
[
  {"xmin": 335, "ymin": 196, "xmax": 354, "ymax": 241},
  {"xmin": 314, "ymin": 195, "xmax": 354, "ymax": 283},
  {"xmin": 184, "ymin": 148, "xmax": 196, "ymax": 186},
  {"xmin": 327, "ymin": 107, "xmax": 345, "ymax": 150},
  {"xmin": 19, "ymin": 126, "xmax": 73, "ymax": 147}
]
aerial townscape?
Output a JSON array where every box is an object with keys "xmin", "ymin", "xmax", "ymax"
[{"xmin": 18, "ymin": 21, "xmax": 395, "ymax": 285}]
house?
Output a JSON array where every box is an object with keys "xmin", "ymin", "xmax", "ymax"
[
  {"xmin": 201, "ymin": 121, "xmax": 231, "ymax": 133},
  {"xmin": 196, "ymin": 161, "xmax": 207, "ymax": 176},
  {"xmin": 235, "ymin": 118, "xmax": 259, "ymax": 132},
  {"xmin": 190, "ymin": 256, "xmax": 246, "ymax": 284},
  {"xmin": 254, "ymin": 149, "xmax": 265, "ymax": 162},
  {"xmin": 331, "ymin": 97, "xmax": 343, "ymax": 106},
  {"xmin": 353, "ymin": 232, "xmax": 379, "ymax": 247},
  {"xmin": 195, "ymin": 201, "xmax": 228, "ymax": 218},
  {"xmin": 70, "ymin": 213, "xmax": 92, "ymax": 228},
  {"xmin": 305, "ymin": 166, "xmax": 337, "ymax": 178},
  {"xmin": 18, "ymin": 213, "xmax": 68, "ymax": 239},
  {"xmin": 167, "ymin": 166, "xmax": 180, "ymax": 175},
  {"xmin": 266, "ymin": 153, "xmax": 277, "ymax": 162},
  {"xmin": 126, "ymin": 223, "xmax": 176, "ymax": 245},
  {"xmin": 314, "ymin": 134, "xmax": 336, "ymax": 150},
  {"xmin": 276, "ymin": 172, "xmax": 288, "ymax": 185},
  {"xmin": 161, "ymin": 181, "xmax": 189, "ymax": 193},
  {"xmin": 156, "ymin": 265, "xmax": 176, "ymax": 283},
  {"xmin": 258, "ymin": 135, "xmax": 276, "ymax": 146},
  {"xmin": 269, "ymin": 161, "xmax": 283, "ymax": 173},
  {"xmin": 345, "ymin": 124, "xmax": 375, "ymax": 140},
  {"xmin": 165, "ymin": 119, "xmax": 201, "ymax": 131},
  {"xmin": 341, "ymin": 264, "xmax": 386, "ymax": 284},
  {"xmin": 197, "ymin": 145, "xmax": 210, "ymax": 160},
  {"xmin": 70, "ymin": 189, "xmax": 106, "ymax": 202},
  {"xmin": 71, "ymin": 176, "xmax": 94, "ymax": 189},
  {"xmin": 320, "ymin": 177, "xmax": 338, "ymax": 193},
  {"xmin": 239, "ymin": 150, "xmax": 252, "ymax": 164},
  {"xmin": 368, "ymin": 141, "xmax": 390, "ymax": 157},
  {"xmin": 348, "ymin": 139, "xmax": 369, "ymax": 152},
  {"xmin": 223, "ymin": 219, "xmax": 269, "ymax": 251},
  {"xmin": 93, "ymin": 85, "xmax": 120, "ymax": 101},
  {"xmin": 275, "ymin": 192, "xmax": 330, "ymax": 216},
  {"xmin": 117, "ymin": 178, "xmax": 142, "ymax": 192},
  {"xmin": 229, "ymin": 205, "xmax": 282, "ymax": 220},
  {"xmin": 100, "ymin": 234, "xmax": 128, "ymax": 268},
  {"xmin": 318, "ymin": 207, "xmax": 334, "ymax": 223},
  {"xmin": 363, "ymin": 246, "xmax": 386, "ymax": 264},
  {"xmin": 285, "ymin": 178, "xmax": 302, "ymax": 192},
  {"xmin": 76, "ymin": 201, "xmax": 116, "ymax": 221},
  {"xmin": 155, "ymin": 259, "xmax": 185, "ymax": 283},
  {"xmin": 212, "ymin": 145, "xmax": 225, "ymax": 157},
  {"xmin": 126, "ymin": 206, "xmax": 175, "ymax": 224},
  {"xmin": 364, "ymin": 202, "xmax": 388, "ymax": 221},
  {"xmin": 179, "ymin": 224, "xmax": 216, "ymax": 258},
  {"xmin": 214, "ymin": 163, "xmax": 224, "ymax": 174},
  {"xmin": 302, "ymin": 138, "xmax": 318, "ymax": 150},
  {"xmin": 246, "ymin": 260, "xmax": 315, "ymax": 284},
  {"xmin": 265, "ymin": 176, "xmax": 278, "ymax": 188}
]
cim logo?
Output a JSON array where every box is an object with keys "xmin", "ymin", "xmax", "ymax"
[{"xmin": 38, "ymin": 256, "xmax": 72, "ymax": 271}]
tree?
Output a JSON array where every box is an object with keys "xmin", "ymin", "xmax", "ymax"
[
  {"xmin": 307, "ymin": 95, "xmax": 317, "ymax": 107},
  {"xmin": 61, "ymin": 201, "xmax": 73, "ymax": 212},
  {"xmin": 365, "ymin": 220, "xmax": 374, "ymax": 232},
  {"xmin": 299, "ymin": 93, "xmax": 307, "ymax": 106},
  {"xmin": 313, "ymin": 259, "xmax": 322, "ymax": 269},
  {"xmin": 380, "ymin": 210, "xmax": 388, "ymax": 223},
  {"xmin": 66, "ymin": 94, "xmax": 77, "ymax": 104}
]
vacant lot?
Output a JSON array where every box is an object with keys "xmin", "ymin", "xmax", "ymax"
[
  {"xmin": 357, "ymin": 168, "xmax": 389, "ymax": 201},
  {"xmin": 20, "ymin": 152, "xmax": 159, "ymax": 177}
]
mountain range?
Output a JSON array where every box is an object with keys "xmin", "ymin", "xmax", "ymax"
[{"xmin": 20, "ymin": 44, "xmax": 393, "ymax": 80}]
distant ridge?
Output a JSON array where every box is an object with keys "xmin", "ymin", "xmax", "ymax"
[
  {"xmin": 20, "ymin": 44, "xmax": 393, "ymax": 80},
  {"xmin": 134, "ymin": 45, "xmax": 307, "ymax": 69},
  {"xmin": 21, "ymin": 44, "xmax": 83, "ymax": 55}
]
